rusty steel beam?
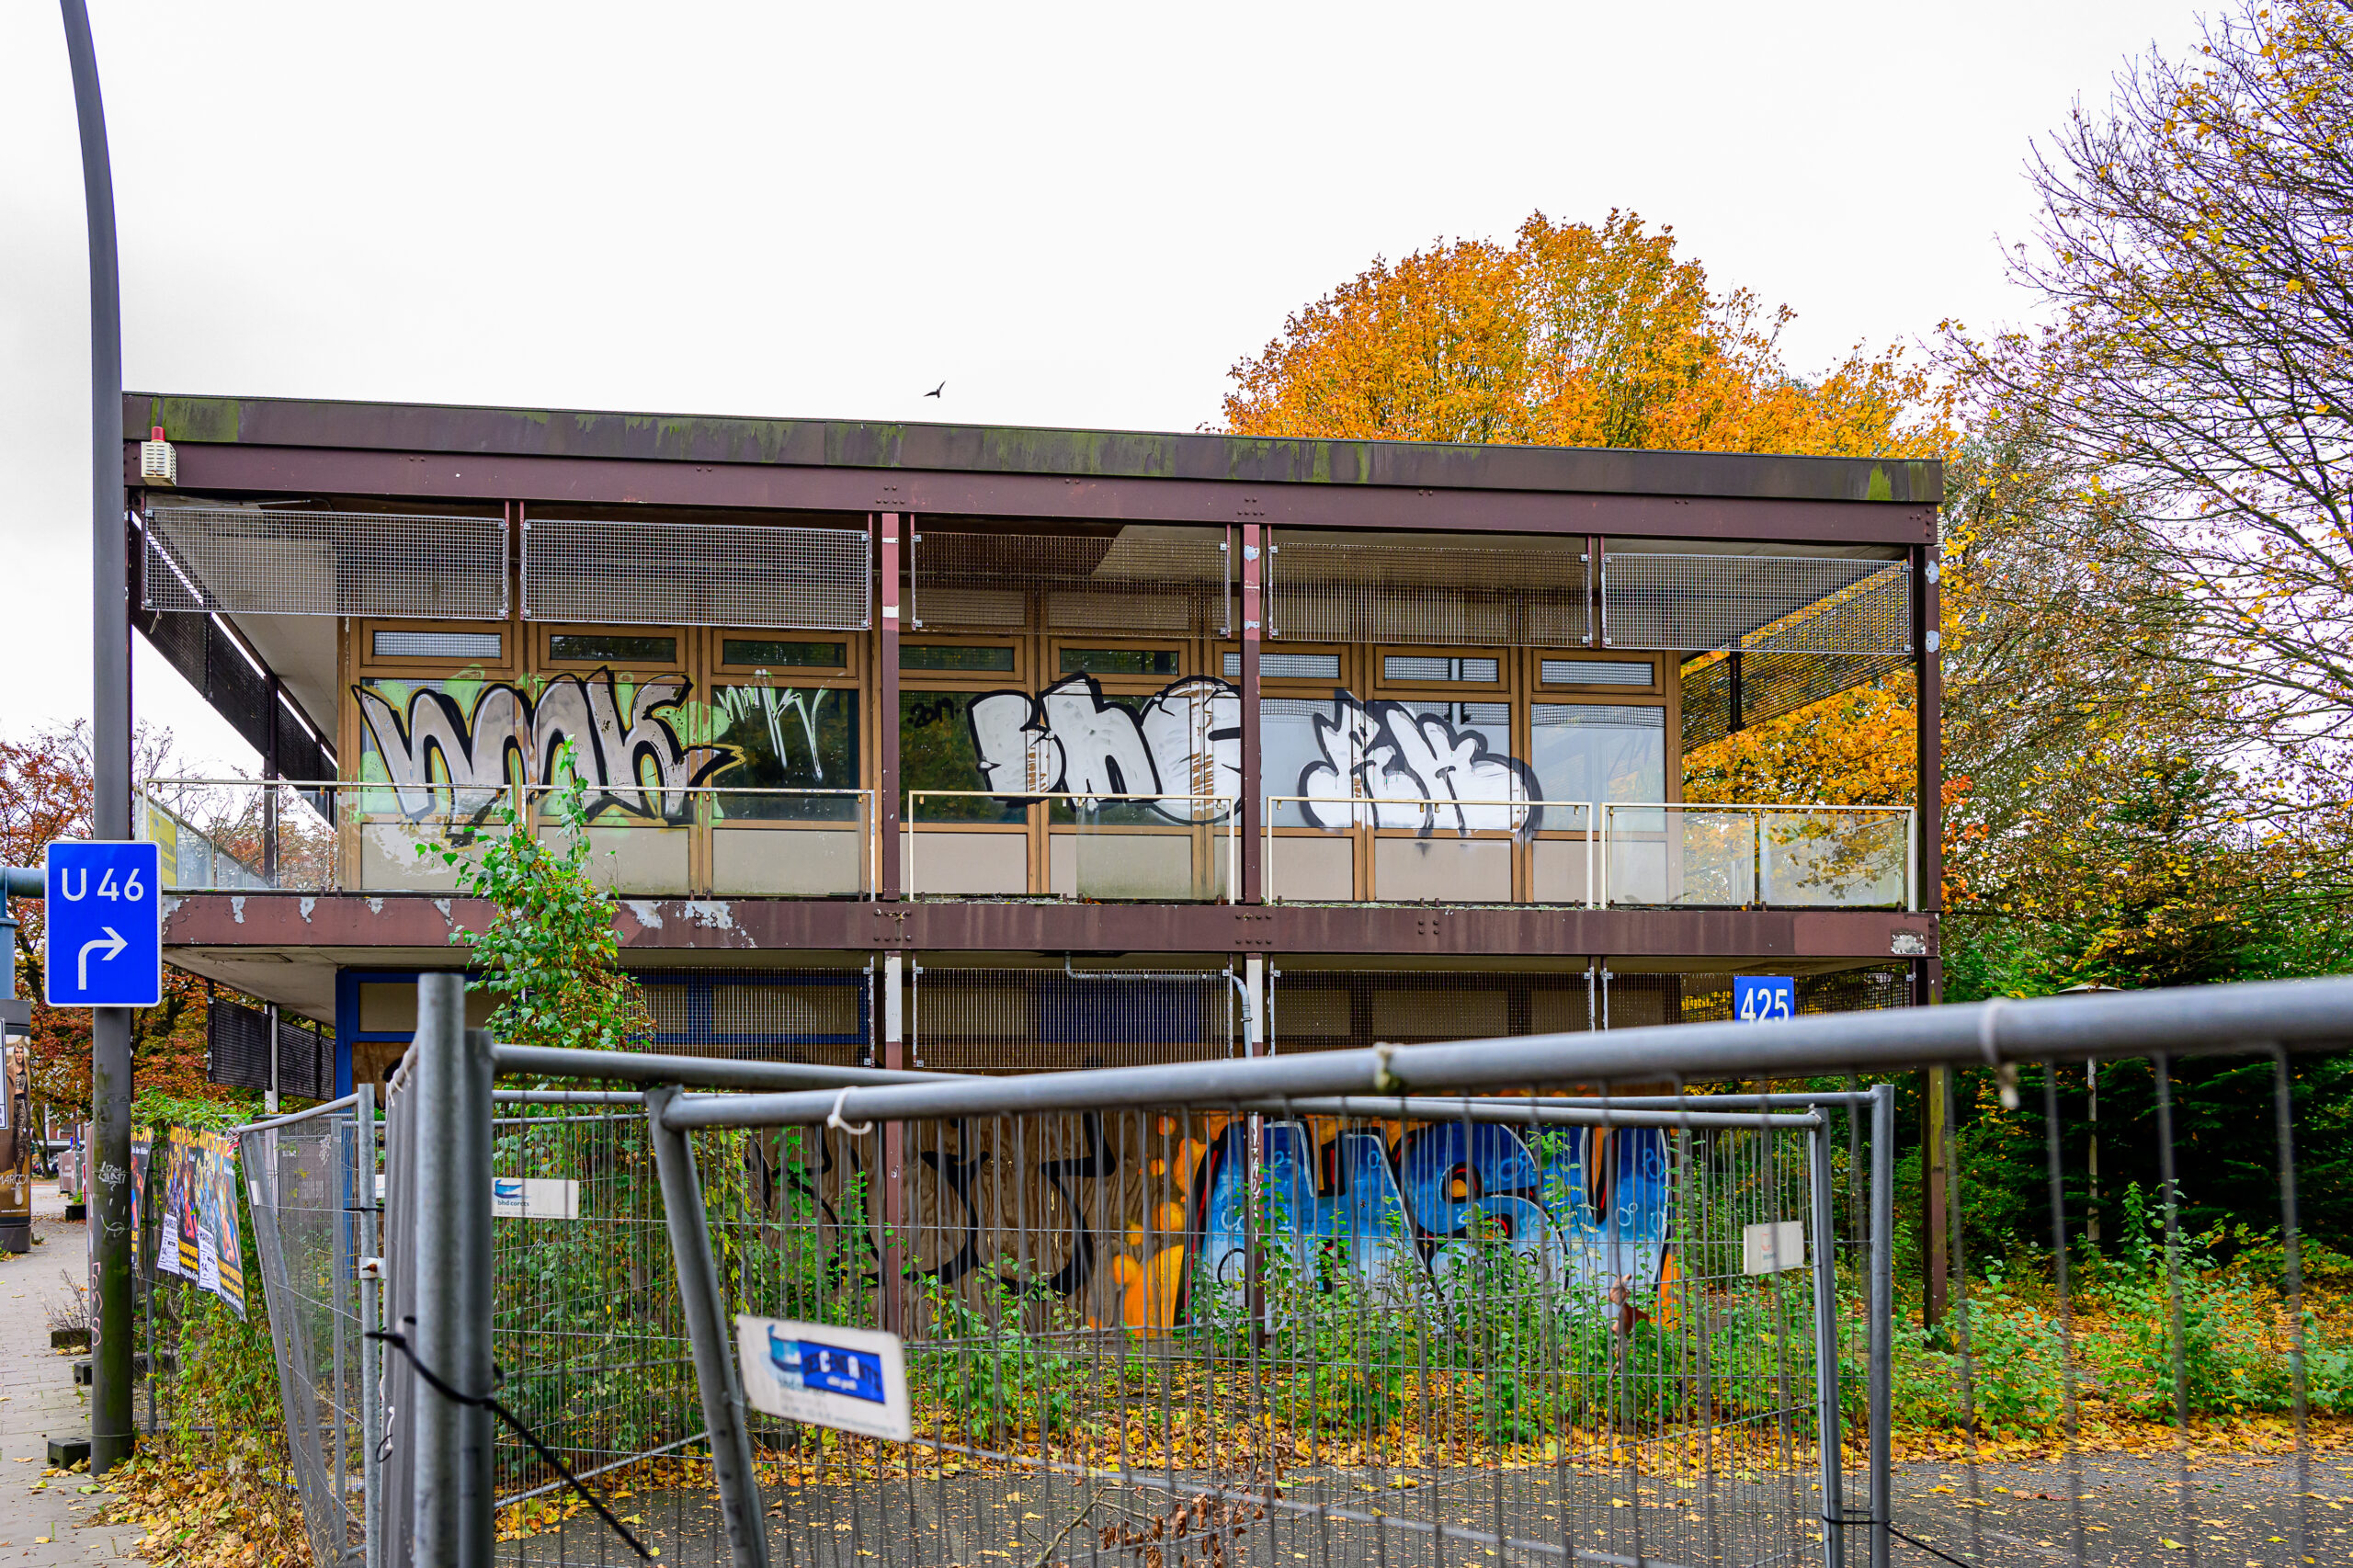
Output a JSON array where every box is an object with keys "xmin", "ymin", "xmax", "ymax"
[
  {"xmin": 132, "ymin": 440, "xmax": 1935, "ymax": 544},
  {"xmin": 125, "ymin": 392, "xmax": 1940, "ymax": 506},
  {"xmin": 160, "ymin": 892, "xmax": 1937, "ymax": 960}
]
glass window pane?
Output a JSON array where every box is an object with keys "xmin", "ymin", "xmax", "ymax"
[
  {"xmin": 1060, "ymin": 648, "xmax": 1179, "ymax": 676},
  {"xmin": 902, "ymin": 643, "xmax": 1016, "ymax": 673},
  {"xmin": 372, "ymin": 630, "xmax": 502, "ymax": 661},
  {"xmin": 1382, "ymin": 655, "xmax": 1499, "ymax": 683},
  {"xmin": 549, "ymin": 633, "xmax": 677, "ymax": 664},
  {"xmin": 708, "ymin": 686, "xmax": 859, "ymax": 820},
  {"xmin": 1530, "ymin": 704, "xmax": 1665, "ymax": 808},
  {"xmin": 900, "ymin": 691, "xmax": 1026, "ymax": 823},
  {"xmin": 1540, "ymin": 658, "xmax": 1654, "ymax": 687},
  {"xmin": 1264, "ymin": 697, "xmax": 1353, "ymax": 826},
  {"xmin": 722, "ymin": 639, "xmax": 847, "ymax": 668},
  {"xmin": 1223, "ymin": 652, "xmax": 1344, "ymax": 680}
]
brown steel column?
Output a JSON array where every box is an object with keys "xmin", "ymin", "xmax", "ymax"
[
  {"xmin": 1924, "ymin": 1056, "xmax": 1950, "ymax": 1326},
  {"xmin": 878, "ymin": 514, "xmax": 902, "ymax": 899},
  {"xmin": 1915, "ymin": 539, "xmax": 1948, "ymax": 1321},
  {"xmin": 1914, "ymin": 541, "xmax": 1943, "ymax": 915},
  {"xmin": 1240, "ymin": 524, "xmax": 1263, "ymax": 903}
]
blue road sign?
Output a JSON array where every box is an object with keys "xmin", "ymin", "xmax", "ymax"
[
  {"xmin": 43, "ymin": 841, "xmax": 163, "ymax": 1008},
  {"xmin": 1733, "ymin": 975, "xmax": 1795, "ymax": 1023}
]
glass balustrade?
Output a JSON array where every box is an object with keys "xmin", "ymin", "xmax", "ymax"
[{"xmin": 142, "ymin": 781, "xmax": 1911, "ymax": 910}]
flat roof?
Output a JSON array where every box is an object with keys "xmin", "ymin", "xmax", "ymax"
[{"xmin": 127, "ymin": 392, "xmax": 1941, "ymax": 506}]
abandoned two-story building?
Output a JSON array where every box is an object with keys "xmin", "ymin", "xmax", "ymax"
[{"xmin": 124, "ymin": 394, "xmax": 1940, "ymax": 1093}]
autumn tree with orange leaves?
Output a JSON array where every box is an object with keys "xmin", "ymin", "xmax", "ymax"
[
  {"xmin": 1, "ymin": 723, "xmax": 227, "ymax": 1119},
  {"xmin": 1223, "ymin": 210, "xmax": 1951, "ymax": 458}
]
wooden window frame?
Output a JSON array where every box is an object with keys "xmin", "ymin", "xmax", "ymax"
[
  {"xmin": 352, "ymin": 618, "xmax": 521, "ymax": 679},
  {"xmin": 710, "ymin": 628, "xmax": 865, "ymax": 687},
  {"xmin": 1529, "ymin": 648, "xmax": 1663, "ymax": 696},
  {"xmin": 1211, "ymin": 641, "xmax": 1354, "ymax": 691},
  {"xmin": 895, "ymin": 636, "xmax": 1028, "ymax": 690},
  {"xmin": 1045, "ymin": 636, "xmax": 1190, "ymax": 695},
  {"xmin": 1370, "ymin": 645, "xmax": 1513, "ymax": 697},
  {"xmin": 532, "ymin": 622, "xmax": 692, "ymax": 676}
]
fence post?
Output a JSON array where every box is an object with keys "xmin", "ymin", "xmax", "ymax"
[
  {"xmin": 409, "ymin": 975, "xmax": 494, "ymax": 1568},
  {"xmin": 1868, "ymin": 1084, "xmax": 1894, "ymax": 1568},
  {"xmin": 356, "ymin": 1081, "xmax": 381, "ymax": 1568},
  {"xmin": 1807, "ymin": 1121, "xmax": 1845, "ymax": 1568},
  {"xmin": 644, "ymin": 1085, "xmax": 772, "ymax": 1568}
]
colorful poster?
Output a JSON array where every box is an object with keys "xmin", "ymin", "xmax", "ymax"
[
  {"xmin": 160, "ymin": 1137, "xmax": 197, "ymax": 1279},
  {"xmin": 131, "ymin": 1132, "xmax": 151, "ymax": 1278},
  {"xmin": 176, "ymin": 1130, "xmax": 247, "ymax": 1317}
]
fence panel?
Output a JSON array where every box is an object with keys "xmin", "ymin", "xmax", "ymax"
[
  {"xmin": 673, "ymin": 1100, "xmax": 1847, "ymax": 1568},
  {"xmin": 242, "ymin": 1091, "xmax": 377, "ymax": 1568}
]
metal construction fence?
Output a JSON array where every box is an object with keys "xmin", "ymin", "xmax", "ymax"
[
  {"xmin": 243, "ymin": 974, "xmax": 2353, "ymax": 1568},
  {"xmin": 240, "ymin": 1088, "xmax": 381, "ymax": 1568}
]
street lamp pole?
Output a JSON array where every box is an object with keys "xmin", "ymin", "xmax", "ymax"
[{"xmin": 60, "ymin": 0, "xmax": 135, "ymax": 1473}]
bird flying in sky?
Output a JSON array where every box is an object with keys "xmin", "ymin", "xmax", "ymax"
[{"xmin": 925, "ymin": 381, "xmax": 944, "ymax": 398}]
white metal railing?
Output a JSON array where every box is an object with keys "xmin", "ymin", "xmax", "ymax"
[
  {"xmin": 904, "ymin": 790, "xmax": 1238, "ymax": 903},
  {"xmin": 1262, "ymin": 795, "xmax": 1597, "ymax": 905},
  {"xmin": 140, "ymin": 780, "xmax": 878, "ymax": 899}
]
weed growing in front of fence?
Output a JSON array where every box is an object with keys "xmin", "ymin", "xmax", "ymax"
[
  {"xmin": 910, "ymin": 1264, "xmax": 1089, "ymax": 1444},
  {"xmin": 1883, "ymin": 1181, "xmax": 2353, "ymax": 1441}
]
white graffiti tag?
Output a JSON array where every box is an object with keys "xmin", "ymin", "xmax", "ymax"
[
  {"xmin": 355, "ymin": 669, "xmax": 733, "ymax": 823},
  {"xmin": 1300, "ymin": 694, "xmax": 1539, "ymax": 835},
  {"xmin": 969, "ymin": 676, "xmax": 1239, "ymax": 822}
]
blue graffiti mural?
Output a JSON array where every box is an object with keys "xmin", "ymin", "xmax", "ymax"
[{"xmin": 1191, "ymin": 1118, "xmax": 1673, "ymax": 1320}]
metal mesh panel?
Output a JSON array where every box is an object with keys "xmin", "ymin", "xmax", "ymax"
[
  {"xmin": 143, "ymin": 507, "xmax": 507, "ymax": 618},
  {"xmin": 1679, "ymin": 648, "xmax": 1911, "ymax": 752},
  {"xmin": 912, "ymin": 964, "xmax": 1234, "ymax": 1073},
  {"xmin": 1608, "ymin": 966, "xmax": 1912, "ymax": 1027},
  {"xmin": 636, "ymin": 968, "xmax": 871, "ymax": 1065},
  {"xmin": 909, "ymin": 527, "xmax": 1228, "ymax": 635},
  {"xmin": 1271, "ymin": 968, "xmax": 1597, "ymax": 1052},
  {"xmin": 206, "ymin": 1002, "xmax": 336, "ymax": 1099},
  {"xmin": 242, "ymin": 1099, "xmax": 375, "ymax": 1568},
  {"xmin": 206, "ymin": 999, "xmax": 270, "ymax": 1090},
  {"xmin": 523, "ymin": 517, "xmax": 870, "ymax": 629},
  {"xmin": 1604, "ymin": 552, "xmax": 1910, "ymax": 653},
  {"xmin": 1269, "ymin": 536, "xmax": 1587, "ymax": 646}
]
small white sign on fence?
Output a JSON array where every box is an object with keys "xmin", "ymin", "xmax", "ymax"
[
  {"xmin": 1742, "ymin": 1219, "xmax": 1806, "ymax": 1276},
  {"xmin": 491, "ymin": 1177, "xmax": 579, "ymax": 1220},
  {"xmin": 736, "ymin": 1314, "xmax": 911, "ymax": 1442}
]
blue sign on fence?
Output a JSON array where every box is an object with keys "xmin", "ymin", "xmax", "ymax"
[
  {"xmin": 43, "ymin": 841, "xmax": 163, "ymax": 1008},
  {"xmin": 1733, "ymin": 975, "xmax": 1795, "ymax": 1023}
]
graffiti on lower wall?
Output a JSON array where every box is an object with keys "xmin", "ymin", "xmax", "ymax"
[
  {"xmin": 354, "ymin": 669, "xmax": 736, "ymax": 822},
  {"xmin": 965, "ymin": 676, "xmax": 1541, "ymax": 835},
  {"xmin": 1189, "ymin": 1118, "xmax": 1667, "ymax": 1319},
  {"xmin": 773, "ymin": 1112, "xmax": 1672, "ymax": 1334}
]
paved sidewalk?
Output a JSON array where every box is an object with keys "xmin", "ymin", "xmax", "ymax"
[{"xmin": 0, "ymin": 1183, "xmax": 135, "ymax": 1564}]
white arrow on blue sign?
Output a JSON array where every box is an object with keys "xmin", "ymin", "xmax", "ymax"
[{"xmin": 44, "ymin": 841, "xmax": 163, "ymax": 1008}]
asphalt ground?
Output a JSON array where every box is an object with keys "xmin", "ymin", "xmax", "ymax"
[{"xmin": 1887, "ymin": 1451, "xmax": 2352, "ymax": 1567}]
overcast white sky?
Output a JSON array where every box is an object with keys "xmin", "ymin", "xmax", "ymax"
[{"xmin": 2, "ymin": 1, "xmax": 2205, "ymax": 776}]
